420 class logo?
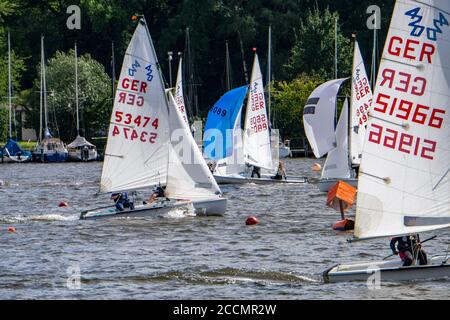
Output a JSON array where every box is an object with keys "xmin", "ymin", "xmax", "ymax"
[{"xmin": 405, "ymin": 7, "xmax": 449, "ymax": 41}]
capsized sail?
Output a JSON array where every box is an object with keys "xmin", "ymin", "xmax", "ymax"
[
  {"xmin": 304, "ymin": 78, "xmax": 348, "ymax": 158},
  {"xmin": 354, "ymin": 0, "xmax": 450, "ymax": 240},
  {"xmin": 166, "ymin": 91, "xmax": 222, "ymax": 200},
  {"xmin": 243, "ymin": 54, "xmax": 272, "ymax": 170},
  {"xmin": 174, "ymin": 58, "xmax": 189, "ymax": 126},
  {"xmin": 100, "ymin": 21, "xmax": 169, "ymax": 193},
  {"xmin": 322, "ymin": 99, "xmax": 351, "ymax": 180},
  {"xmin": 203, "ymin": 86, "xmax": 248, "ymax": 162},
  {"xmin": 350, "ymin": 40, "xmax": 373, "ymax": 165}
]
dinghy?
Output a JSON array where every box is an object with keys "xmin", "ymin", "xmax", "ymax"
[
  {"xmin": 324, "ymin": 0, "xmax": 450, "ymax": 283},
  {"xmin": 306, "ymin": 38, "xmax": 374, "ymax": 192},
  {"xmin": 33, "ymin": 36, "xmax": 68, "ymax": 163},
  {"xmin": 67, "ymin": 43, "xmax": 98, "ymax": 162},
  {"xmin": 81, "ymin": 17, "xmax": 226, "ymax": 220},
  {"xmin": 205, "ymin": 53, "xmax": 307, "ymax": 185},
  {"xmin": 0, "ymin": 32, "xmax": 32, "ymax": 163}
]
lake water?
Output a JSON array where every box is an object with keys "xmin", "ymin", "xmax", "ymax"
[{"xmin": 0, "ymin": 159, "xmax": 448, "ymax": 299}]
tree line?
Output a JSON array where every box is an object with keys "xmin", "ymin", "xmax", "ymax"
[{"xmin": 0, "ymin": 0, "xmax": 395, "ymax": 143}]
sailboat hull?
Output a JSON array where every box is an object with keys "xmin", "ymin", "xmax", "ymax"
[
  {"xmin": 317, "ymin": 178, "xmax": 358, "ymax": 193},
  {"xmin": 80, "ymin": 198, "xmax": 227, "ymax": 220},
  {"xmin": 33, "ymin": 151, "xmax": 68, "ymax": 163},
  {"xmin": 1, "ymin": 155, "xmax": 32, "ymax": 163},
  {"xmin": 323, "ymin": 256, "xmax": 450, "ymax": 283},
  {"xmin": 68, "ymin": 150, "xmax": 98, "ymax": 162},
  {"xmin": 214, "ymin": 175, "xmax": 308, "ymax": 185}
]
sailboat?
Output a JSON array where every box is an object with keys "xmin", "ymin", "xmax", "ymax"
[
  {"xmin": 81, "ymin": 17, "xmax": 226, "ymax": 220},
  {"xmin": 67, "ymin": 43, "xmax": 98, "ymax": 161},
  {"xmin": 174, "ymin": 57, "xmax": 189, "ymax": 126},
  {"xmin": 0, "ymin": 32, "xmax": 32, "ymax": 163},
  {"xmin": 32, "ymin": 36, "xmax": 68, "ymax": 163},
  {"xmin": 305, "ymin": 38, "xmax": 373, "ymax": 192},
  {"xmin": 205, "ymin": 53, "xmax": 306, "ymax": 185},
  {"xmin": 324, "ymin": 0, "xmax": 450, "ymax": 282}
]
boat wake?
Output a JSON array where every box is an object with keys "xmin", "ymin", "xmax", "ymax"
[
  {"xmin": 167, "ymin": 203, "xmax": 197, "ymax": 219},
  {"xmin": 0, "ymin": 214, "xmax": 79, "ymax": 224}
]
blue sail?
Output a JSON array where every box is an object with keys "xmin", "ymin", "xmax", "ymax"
[
  {"xmin": 203, "ymin": 86, "xmax": 248, "ymax": 160},
  {"xmin": 1, "ymin": 138, "xmax": 32, "ymax": 158}
]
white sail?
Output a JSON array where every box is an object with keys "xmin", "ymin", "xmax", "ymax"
[
  {"xmin": 174, "ymin": 58, "xmax": 189, "ymax": 126},
  {"xmin": 166, "ymin": 92, "xmax": 222, "ymax": 200},
  {"xmin": 100, "ymin": 21, "xmax": 169, "ymax": 193},
  {"xmin": 355, "ymin": 0, "xmax": 450, "ymax": 240},
  {"xmin": 214, "ymin": 110, "xmax": 246, "ymax": 176},
  {"xmin": 322, "ymin": 99, "xmax": 351, "ymax": 179},
  {"xmin": 350, "ymin": 40, "xmax": 373, "ymax": 165},
  {"xmin": 243, "ymin": 54, "xmax": 272, "ymax": 170},
  {"xmin": 304, "ymin": 78, "xmax": 348, "ymax": 158}
]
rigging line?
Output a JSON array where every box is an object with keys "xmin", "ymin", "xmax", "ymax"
[
  {"xmin": 368, "ymin": 114, "xmax": 409, "ymax": 129},
  {"xmin": 412, "ymin": 0, "xmax": 450, "ymax": 15},
  {"xmin": 433, "ymin": 167, "xmax": 450, "ymax": 191},
  {"xmin": 382, "ymin": 58, "xmax": 424, "ymax": 70},
  {"xmin": 359, "ymin": 170, "xmax": 391, "ymax": 183},
  {"xmin": 124, "ymin": 53, "xmax": 153, "ymax": 65}
]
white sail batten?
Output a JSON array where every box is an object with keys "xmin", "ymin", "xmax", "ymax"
[
  {"xmin": 100, "ymin": 22, "xmax": 170, "ymax": 193},
  {"xmin": 166, "ymin": 92, "xmax": 222, "ymax": 200},
  {"xmin": 304, "ymin": 78, "xmax": 348, "ymax": 158},
  {"xmin": 322, "ymin": 99, "xmax": 351, "ymax": 179},
  {"xmin": 350, "ymin": 40, "xmax": 373, "ymax": 165},
  {"xmin": 355, "ymin": 0, "xmax": 450, "ymax": 240},
  {"xmin": 243, "ymin": 54, "xmax": 273, "ymax": 170},
  {"xmin": 174, "ymin": 58, "xmax": 189, "ymax": 126}
]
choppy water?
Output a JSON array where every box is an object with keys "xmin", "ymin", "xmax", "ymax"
[{"xmin": 0, "ymin": 159, "xmax": 448, "ymax": 299}]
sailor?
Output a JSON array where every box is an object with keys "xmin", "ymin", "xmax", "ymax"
[
  {"xmin": 144, "ymin": 186, "xmax": 166, "ymax": 205},
  {"xmin": 251, "ymin": 166, "xmax": 261, "ymax": 179},
  {"xmin": 272, "ymin": 161, "xmax": 287, "ymax": 181},
  {"xmin": 390, "ymin": 234, "xmax": 428, "ymax": 266},
  {"xmin": 111, "ymin": 192, "xmax": 135, "ymax": 211}
]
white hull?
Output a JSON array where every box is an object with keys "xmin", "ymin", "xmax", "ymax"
[
  {"xmin": 1, "ymin": 155, "xmax": 32, "ymax": 163},
  {"xmin": 80, "ymin": 198, "xmax": 227, "ymax": 220},
  {"xmin": 317, "ymin": 178, "xmax": 358, "ymax": 193},
  {"xmin": 214, "ymin": 174, "xmax": 307, "ymax": 185},
  {"xmin": 324, "ymin": 255, "xmax": 450, "ymax": 283},
  {"xmin": 279, "ymin": 146, "xmax": 291, "ymax": 158},
  {"xmin": 68, "ymin": 150, "xmax": 98, "ymax": 162}
]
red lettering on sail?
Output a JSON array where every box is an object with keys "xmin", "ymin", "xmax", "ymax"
[
  {"xmin": 380, "ymin": 69, "xmax": 426, "ymax": 96},
  {"xmin": 387, "ymin": 36, "xmax": 436, "ymax": 64}
]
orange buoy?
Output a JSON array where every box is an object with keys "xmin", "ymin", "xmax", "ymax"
[
  {"xmin": 58, "ymin": 201, "xmax": 69, "ymax": 208},
  {"xmin": 246, "ymin": 216, "xmax": 259, "ymax": 226},
  {"xmin": 332, "ymin": 219, "xmax": 355, "ymax": 231},
  {"xmin": 7, "ymin": 227, "xmax": 16, "ymax": 233},
  {"xmin": 312, "ymin": 163, "xmax": 322, "ymax": 172}
]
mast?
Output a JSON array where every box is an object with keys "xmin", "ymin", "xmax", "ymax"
[
  {"xmin": 39, "ymin": 37, "xmax": 43, "ymax": 143},
  {"xmin": 238, "ymin": 30, "xmax": 249, "ymax": 84},
  {"xmin": 41, "ymin": 36, "xmax": 49, "ymax": 136},
  {"xmin": 267, "ymin": 25, "xmax": 272, "ymax": 126},
  {"xmin": 334, "ymin": 17, "xmax": 339, "ymax": 123},
  {"xmin": 74, "ymin": 42, "xmax": 80, "ymax": 136},
  {"xmin": 7, "ymin": 31, "xmax": 12, "ymax": 139},
  {"xmin": 370, "ymin": 14, "xmax": 378, "ymax": 91},
  {"xmin": 111, "ymin": 41, "xmax": 116, "ymax": 107},
  {"xmin": 225, "ymin": 40, "xmax": 231, "ymax": 91},
  {"xmin": 184, "ymin": 27, "xmax": 198, "ymax": 119}
]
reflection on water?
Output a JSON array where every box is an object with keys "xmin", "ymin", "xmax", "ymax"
[{"xmin": 0, "ymin": 160, "xmax": 448, "ymax": 299}]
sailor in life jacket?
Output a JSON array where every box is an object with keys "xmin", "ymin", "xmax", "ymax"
[
  {"xmin": 111, "ymin": 192, "xmax": 135, "ymax": 211},
  {"xmin": 390, "ymin": 234, "xmax": 428, "ymax": 267},
  {"xmin": 144, "ymin": 186, "xmax": 166, "ymax": 205}
]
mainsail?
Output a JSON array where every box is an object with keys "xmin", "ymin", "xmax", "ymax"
[
  {"xmin": 174, "ymin": 58, "xmax": 189, "ymax": 126},
  {"xmin": 304, "ymin": 78, "xmax": 348, "ymax": 158},
  {"xmin": 355, "ymin": 0, "xmax": 450, "ymax": 240},
  {"xmin": 100, "ymin": 21, "xmax": 170, "ymax": 193},
  {"xmin": 350, "ymin": 40, "xmax": 373, "ymax": 165},
  {"xmin": 322, "ymin": 99, "xmax": 351, "ymax": 180},
  {"xmin": 243, "ymin": 54, "xmax": 272, "ymax": 170}
]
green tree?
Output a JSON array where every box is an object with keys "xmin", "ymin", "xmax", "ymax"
[
  {"xmin": 284, "ymin": 8, "xmax": 353, "ymax": 80},
  {"xmin": 25, "ymin": 49, "xmax": 111, "ymax": 141},
  {"xmin": 272, "ymin": 74, "xmax": 325, "ymax": 141}
]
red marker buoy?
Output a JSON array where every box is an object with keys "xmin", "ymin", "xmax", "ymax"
[
  {"xmin": 7, "ymin": 227, "xmax": 16, "ymax": 233},
  {"xmin": 58, "ymin": 201, "xmax": 69, "ymax": 208},
  {"xmin": 246, "ymin": 216, "xmax": 259, "ymax": 226}
]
